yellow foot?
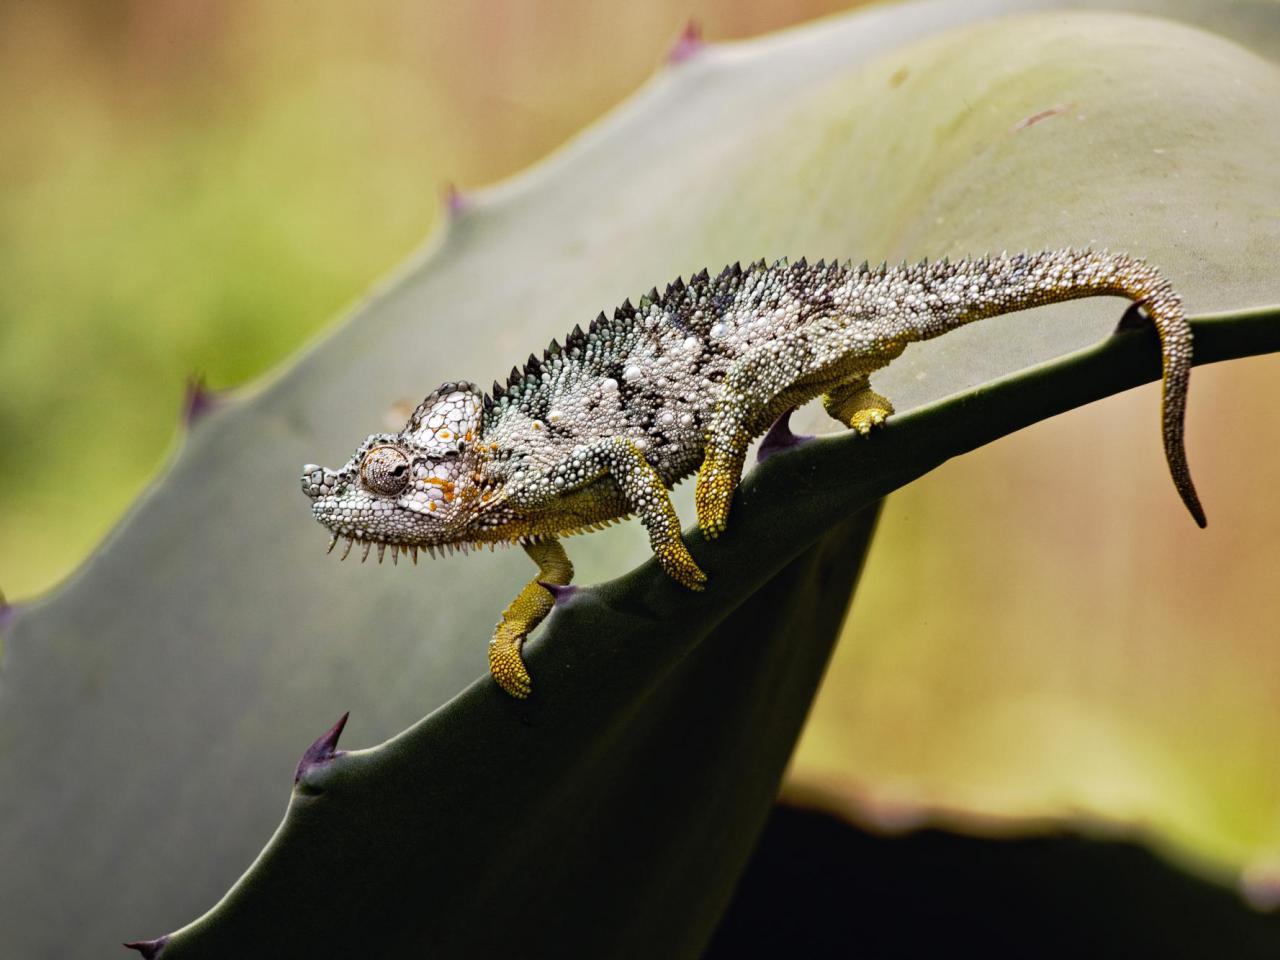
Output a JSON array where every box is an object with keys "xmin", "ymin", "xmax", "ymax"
[
  {"xmin": 849, "ymin": 406, "xmax": 891, "ymax": 436},
  {"xmin": 489, "ymin": 623, "xmax": 532, "ymax": 699},
  {"xmin": 655, "ymin": 541, "xmax": 708, "ymax": 591},
  {"xmin": 695, "ymin": 457, "xmax": 738, "ymax": 540},
  {"xmin": 823, "ymin": 384, "xmax": 895, "ymax": 438},
  {"xmin": 487, "ymin": 539, "xmax": 571, "ymax": 699}
]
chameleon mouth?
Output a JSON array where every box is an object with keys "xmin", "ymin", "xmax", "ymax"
[{"xmin": 323, "ymin": 534, "xmax": 510, "ymax": 564}]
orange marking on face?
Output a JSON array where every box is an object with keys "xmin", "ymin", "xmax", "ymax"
[
  {"xmin": 439, "ymin": 430, "xmax": 451, "ymax": 439},
  {"xmin": 427, "ymin": 501, "xmax": 437, "ymax": 512},
  {"xmin": 424, "ymin": 478, "xmax": 457, "ymax": 495}
]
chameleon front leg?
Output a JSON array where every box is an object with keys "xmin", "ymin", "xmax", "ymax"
[
  {"xmin": 822, "ymin": 378, "xmax": 895, "ymax": 436},
  {"xmin": 489, "ymin": 538, "xmax": 573, "ymax": 699},
  {"xmin": 598, "ymin": 437, "xmax": 707, "ymax": 590}
]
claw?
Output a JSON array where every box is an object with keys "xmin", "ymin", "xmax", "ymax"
[
  {"xmin": 339, "ymin": 537, "xmax": 354, "ymax": 561},
  {"xmin": 360, "ymin": 541, "xmax": 372, "ymax": 563},
  {"xmin": 325, "ymin": 534, "xmax": 338, "ymax": 554},
  {"xmin": 410, "ymin": 546, "xmax": 419, "ymax": 564},
  {"xmin": 376, "ymin": 542, "xmax": 386, "ymax": 564},
  {"xmin": 850, "ymin": 409, "xmax": 889, "ymax": 436}
]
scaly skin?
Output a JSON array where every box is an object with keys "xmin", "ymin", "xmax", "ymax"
[{"xmin": 301, "ymin": 250, "xmax": 1204, "ymax": 698}]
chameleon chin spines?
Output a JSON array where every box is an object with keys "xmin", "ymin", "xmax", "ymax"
[{"xmin": 302, "ymin": 249, "xmax": 1204, "ymax": 698}]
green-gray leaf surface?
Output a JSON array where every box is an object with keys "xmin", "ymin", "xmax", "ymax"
[{"xmin": 1, "ymin": 2, "xmax": 1278, "ymax": 957}]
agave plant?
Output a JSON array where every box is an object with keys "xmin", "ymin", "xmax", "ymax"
[{"xmin": 1, "ymin": 1, "xmax": 1278, "ymax": 956}]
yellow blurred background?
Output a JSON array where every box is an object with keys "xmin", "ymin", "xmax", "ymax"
[
  {"xmin": 1, "ymin": 0, "xmax": 860, "ymax": 599},
  {"xmin": 2, "ymin": 0, "xmax": 1277, "ymax": 894}
]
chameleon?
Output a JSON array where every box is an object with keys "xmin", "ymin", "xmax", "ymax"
[{"xmin": 301, "ymin": 249, "xmax": 1204, "ymax": 698}]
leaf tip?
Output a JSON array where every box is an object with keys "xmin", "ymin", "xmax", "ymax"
[
  {"xmin": 757, "ymin": 409, "xmax": 813, "ymax": 463},
  {"xmin": 443, "ymin": 182, "xmax": 469, "ymax": 219},
  {"xmin": 666, "ymin": 19, "xmax": 704, "ymax": 64},
  {"xmin": 122, "ymin": 936, "xmax": 168, "ymax": 958},
  {"xmin": 538, "ymin": 581, "xmax": 579, "ymax": 605},
  {"xmin": 294, "ymin": 711, "xmax": 350, "ymax": 784},
  {"xmin": 182, "ymin": 374, "xmax": 221, "ymax": 427},
  {"xmin": 0, "ymin": 591, "xmax": 18, "ymax": 633},
  {"xmin": 1241, "ymin": 860, "xmax": 1280, "ymax": 912}
]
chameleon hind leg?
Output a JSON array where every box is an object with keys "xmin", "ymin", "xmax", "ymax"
[
  {"xmin": 489, "ymin": 538, "xmax": 573, "ymax": 698},
  {"xmin": 697, "ymin": 317, "xmax": 872, "ymax": 538},
  {"xmin": 822, "ymin": 379, "xmax": 895, "ymax": 435},
  {"xmin": 694, "ymin": 383, "xmax": 813, "ymax": 539},
  {"xmin": 694, "ymin": 429, "xmax": 749, "ymax": 541}
]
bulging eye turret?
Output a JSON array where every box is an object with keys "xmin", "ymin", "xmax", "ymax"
[{"xmin": 360, "ymin": 445, "xmax": 411, "ymax": 496}]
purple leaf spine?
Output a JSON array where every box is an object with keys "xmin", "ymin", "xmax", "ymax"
[{"xmin": 294, "ymin": 711, "xmax": 349, "ymax": 784}]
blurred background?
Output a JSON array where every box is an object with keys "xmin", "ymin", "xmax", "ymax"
[
  {"xmin": 2, "ymin": 0, "xmax": 1277, "ymax": 903},
  {"xmin": 1, "ymin": 0, "xmax": 860, "ymax": 599}
]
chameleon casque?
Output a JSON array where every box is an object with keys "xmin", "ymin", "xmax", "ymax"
[{"xmin": 301, "ymin": 250, "xmax": 1204, "ymax": 698}]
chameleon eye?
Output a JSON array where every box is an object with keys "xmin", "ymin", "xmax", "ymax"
[{"xmin": 360, "ymin": 446, "xmax": 411, "ymax": 496}]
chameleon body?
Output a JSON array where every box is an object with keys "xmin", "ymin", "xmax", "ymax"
[{"xmin": 301, "ymin": 250, "xmax": 1204, "ymax": 697}]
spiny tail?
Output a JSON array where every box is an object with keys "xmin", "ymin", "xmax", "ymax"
[{"xmin": 918, "ymin": 249, "xmax": 1205, "ymax": 527}]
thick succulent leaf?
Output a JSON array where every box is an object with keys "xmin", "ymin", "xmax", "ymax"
[
  {"xmin": 158, "ymin": 507, "xmax": 884, "ymax": 958},
  {"xmin": 1, "ymin": 2, "xmax": 1278, "ymax": 957}
]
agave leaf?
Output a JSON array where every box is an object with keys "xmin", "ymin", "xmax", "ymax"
[
  {"xmin": 1, "ymin": 2, "xmax": 1278, "ymax": 957},
  {"xmin": 159, "ymin": 508, "xmax": 886, "ymax": 958}
]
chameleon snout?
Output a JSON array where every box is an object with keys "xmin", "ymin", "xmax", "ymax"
[{"xmin": 300, "ymin": 464, "xmax": 340, "ymax": 501}]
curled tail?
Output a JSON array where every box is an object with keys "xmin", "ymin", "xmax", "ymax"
[{"xmin": 918, "ymin": 249, "xmax": 1204, "ymax": 527}]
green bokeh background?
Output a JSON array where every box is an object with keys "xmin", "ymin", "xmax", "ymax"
[{"xmin": 2, "ymin": 0, "xmax": 1278, "ymax": 908}]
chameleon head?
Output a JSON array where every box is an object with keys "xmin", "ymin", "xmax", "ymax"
[{"xmin": 301, "ymin": 381, "xmax": 498, "ymax": 558}]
